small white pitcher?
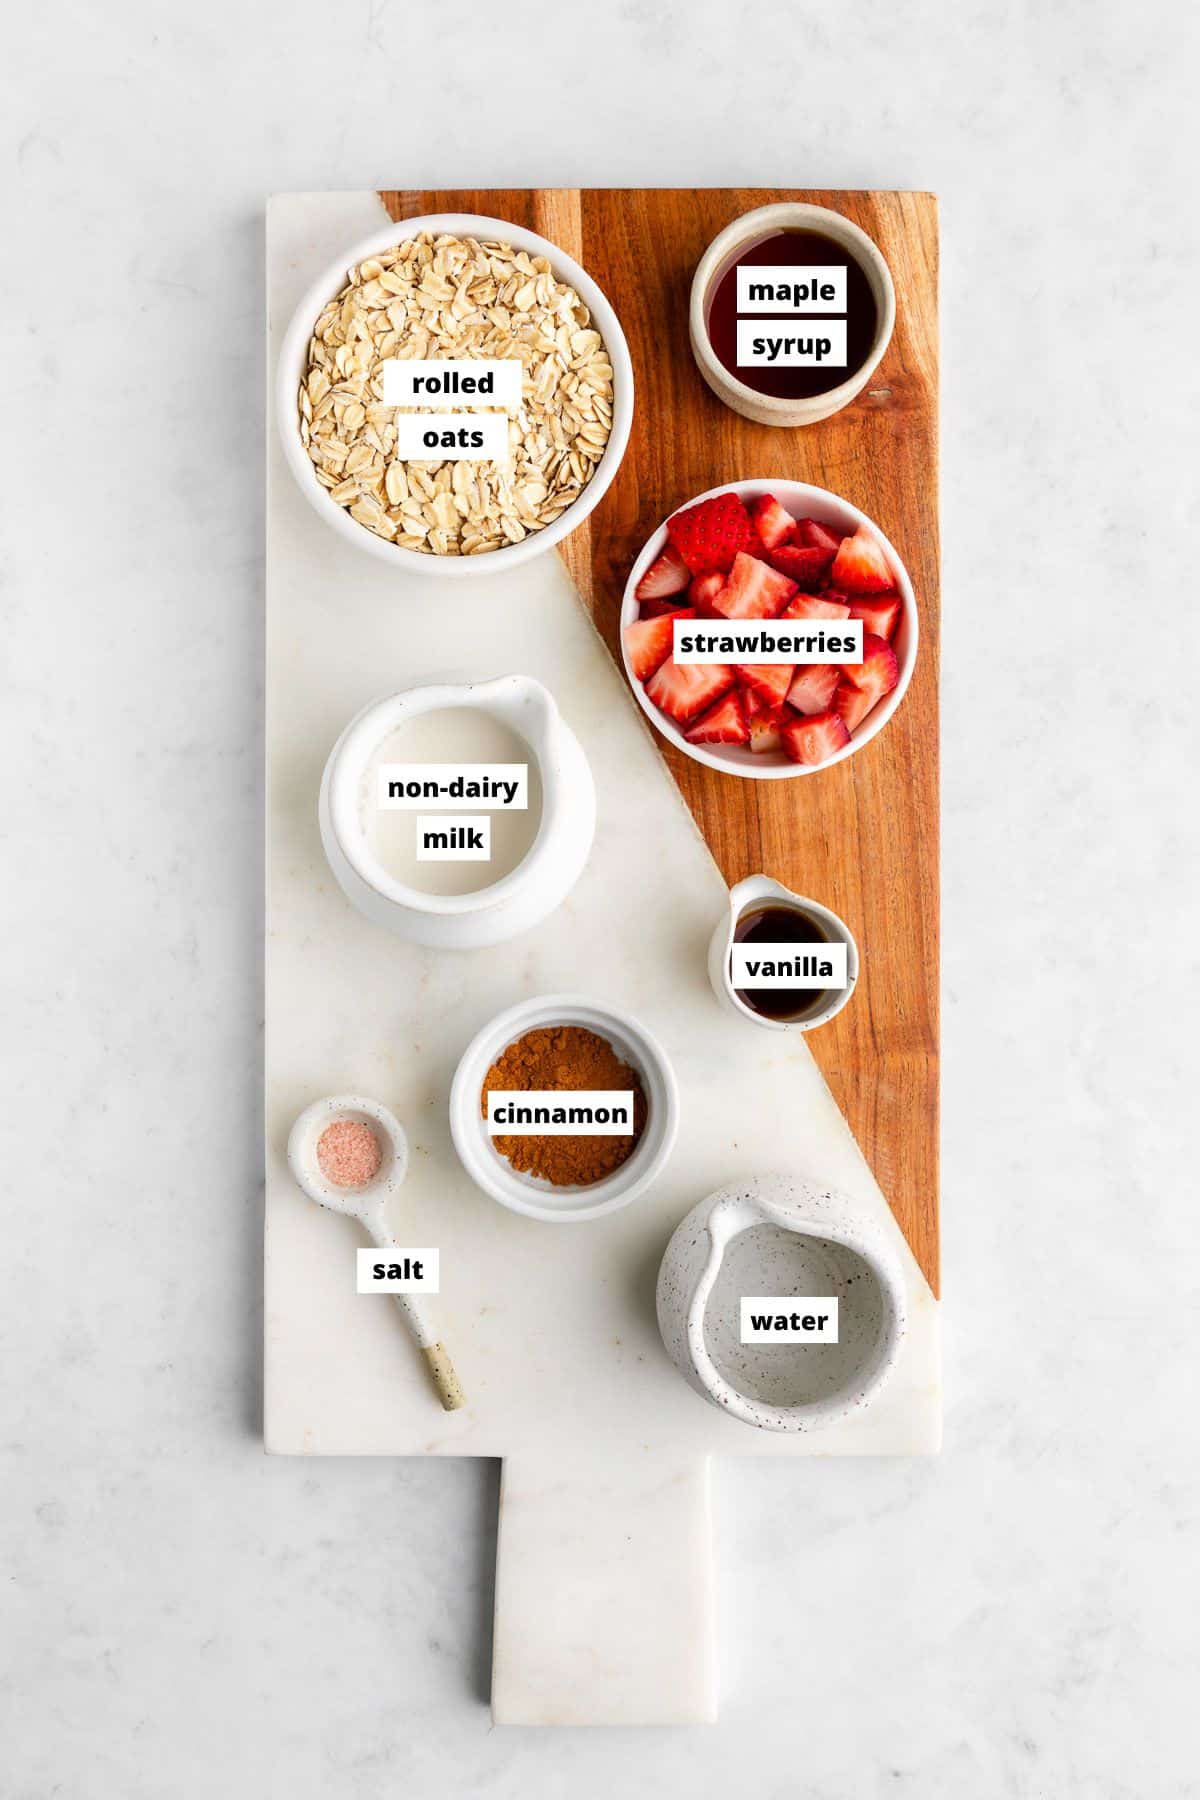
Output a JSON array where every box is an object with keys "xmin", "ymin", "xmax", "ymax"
[
  {"xmin": 707, "ymin": 874, "xmax": 859, "ymax": 1031},
  {"xmin": 656, "ymin": 1174, "xmax": 906, "ymax": 1432},
  {"xmin": 319, "ymin": 674, "xmax": 595, "ymax": 949}
]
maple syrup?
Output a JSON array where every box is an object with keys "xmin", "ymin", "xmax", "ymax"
[{"xmin": 704, "ymin": 229, "xmax": 879, "ymax": 402}]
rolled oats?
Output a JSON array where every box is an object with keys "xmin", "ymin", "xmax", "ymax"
[{"xmin": 298, "ymin": 233, "xmax": 615, "ymax": 555}]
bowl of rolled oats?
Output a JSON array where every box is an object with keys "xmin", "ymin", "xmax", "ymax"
[{"xmin": 277, "ymin": 213, "xmax": 633, "ymax": 575}]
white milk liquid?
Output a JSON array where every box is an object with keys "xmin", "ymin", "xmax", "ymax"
[{"xmin": 359, "ymin": 707, "xmax": 543, "ymax": 896}]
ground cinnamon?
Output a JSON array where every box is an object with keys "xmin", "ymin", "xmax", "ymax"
[{"xmin": 481, "ymin": 1024, "xmax": 648, "ymax": 1186}]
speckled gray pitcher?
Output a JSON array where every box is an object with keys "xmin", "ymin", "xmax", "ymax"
[{"xmin": 656, "ymin": 1174, "xmax": 906, "ymax": 1432}]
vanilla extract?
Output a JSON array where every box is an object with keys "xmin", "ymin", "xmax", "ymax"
[{"xmin": 732, "ymin": 903, "xmax": 835, "ymax": 1022}]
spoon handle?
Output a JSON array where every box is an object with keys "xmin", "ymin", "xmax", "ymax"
[
  {"xmin": 420, "ymin": 1342, "xmax": 466, "ymax": 1411},
  {"xmin": 394, "ymin": 1292, "xmax": 466, "ymax": 1412}
]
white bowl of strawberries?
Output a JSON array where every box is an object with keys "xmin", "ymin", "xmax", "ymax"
[{"xmin": 620, "ymin": 480, "xmax": 917, "ymax": 776}]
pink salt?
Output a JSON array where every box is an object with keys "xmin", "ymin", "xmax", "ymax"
[{"xmin": 317, "ymin": 1119, "xmax": 383, "ymax": 1188}]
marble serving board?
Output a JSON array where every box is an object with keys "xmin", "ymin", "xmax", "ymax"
[{"xmin": 264, "ymin": 192, "xmax": 940, "ymax": 1725}]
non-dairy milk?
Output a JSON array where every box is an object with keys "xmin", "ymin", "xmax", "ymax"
[{"xmin": 359, "ymin": 707, "xmax": 543, "ymax": 896}]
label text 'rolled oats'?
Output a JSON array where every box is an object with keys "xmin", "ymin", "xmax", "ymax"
[
  {"xmin": 382, "ymin": 358, "xmax": 524, "ymax": 409},
  {"xmin": 394, "ymin": 413, "xmax": 509, "ymax": 463}
]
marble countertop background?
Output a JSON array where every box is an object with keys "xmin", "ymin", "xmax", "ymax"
[{"xmin": 2, "ymin": 2, "xmax": 1197, "ymax": 1794}]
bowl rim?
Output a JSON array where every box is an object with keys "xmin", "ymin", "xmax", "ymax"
[
  {"xmin": 448, "ymin": 994, "xmax": 679, "ymax": 1223},
  {"xmin": 619, "ymin": 477, "xmax": 918, "ymax": 780},
  {"xmin": 324, "ymin": 675, "xmax": 561, "ymax": 918},
  {"xmin": 688, "ymin": 201, "xmax": 897, "ymax": 423},
  {"xmin": 275, "ymin": 210, "xmax": 634, "ymax": 578}
]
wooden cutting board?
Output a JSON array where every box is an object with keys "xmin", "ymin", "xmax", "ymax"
[{"xmin": 381, "ymin": 188, "xmax": 939, "ymax": 1294}]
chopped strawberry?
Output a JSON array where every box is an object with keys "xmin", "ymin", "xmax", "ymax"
[
  {"xmin": 780, "ymin": 710, "xmax": 852, "ymax": 766},
  {"xmin": 847, "ymin": 593, "xmax": 903, "ymax": 641},
  {"xmin": 767, "ymin": 542, "xmax": 836, "ymax": 588},
  {"xmin": 831, "ymin": 522, "xmax": 894, "ymax": 595},
  {"xmin": 786, "ymin": 664, "xmax": 841, "ymax": 715},
  {"xmin": 667, "ymin": 492, "xmax": 756, "ymax": 576},
  {"xmin": 640, "ymin": 595, "xmax": 692, "ymax": 618},
  {"xmin": 749, "ymin": 707, "xmax": 786, "ymax": 754},
  {"xmin": 736, "ymin": 662, "xmax": 794, "ymax": 708},
  {"xmin": 684, "ymin": 690, "xmax": 750, "ymax": 747},
  {"xmin": 833, "ymin": 633, "xmax": 899, "ymax": 731},
  {"xmin": 688, "ymin": 570, "xmax": 727, "ymax": 613},
  {"xmin": 645, "ymin": 655, "xmax": 736, "ymax": 725},
  {"xmin": 635, "ymin": 544, "xmax": 690, "ymax": 602},
  {"xmin": 624, "ymin": 608, "xmax": 695, "ymax": 683},
  {"xmin": 793, "ymin": 518, "xmax": 844, "ymax": 559},
  {"xmin": 710, "ymin": 552, "xmax": 797, "ymax": 620},
  {"xmin": 741, "ymin": 686, "xmax": 767, "ymax": 718},
  {"xmin": 750, "ymin": 494, "xmax": 796, "ymax": 552},
  {"xmin": 782, "ymin": 591, "xmax": 851, "ymax": 622},
  {"xmin": 832, "ymin": 679, "xmax": 874, "ymax": 733}
]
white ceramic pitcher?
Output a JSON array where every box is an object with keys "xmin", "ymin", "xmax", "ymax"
[
  {"xmin": 319, "ymin": 674, "xmax": 595, "ymax": 949},
  {"xmin": 707, "ymin": 874, "xmax": 859, "ymax": 1031},
  {"xmin": 656, "ymin": 1174, "xmax": 906, "ymax": 1432}
]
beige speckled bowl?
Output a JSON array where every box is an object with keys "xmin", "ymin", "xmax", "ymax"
[{"xmin": 689, "ymin": 202, "xmax": 895, "ymax": 427}]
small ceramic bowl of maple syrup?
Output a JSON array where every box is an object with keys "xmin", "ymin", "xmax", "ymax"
[{"xmin": 690, "ymin": 202, "xmax": 895, "ymax": 427}]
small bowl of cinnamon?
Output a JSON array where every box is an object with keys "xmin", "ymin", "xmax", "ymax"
[{"xmin": 449, "ymin": 995, "xmax": 679, "ymax": 1222}]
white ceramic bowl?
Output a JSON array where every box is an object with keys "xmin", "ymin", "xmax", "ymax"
[
  {"xmin": 620, "ymin": 478, "xmax": 918, "ymax": 779},
  {"xmin": 449, "ymin": 995, "xmax": 679, "ymax": 1223},
  {"xmin": 276, "ymin": 212, "xmax": 634, "ymax": 578}
]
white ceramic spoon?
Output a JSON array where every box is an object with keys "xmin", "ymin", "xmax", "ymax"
[{"xmin": 286, "ymin": 1094, "xmax": 464, "ymax": 1411}]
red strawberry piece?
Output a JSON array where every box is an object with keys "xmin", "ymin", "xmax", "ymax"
[
  {"xmin": 736, "ymin": 663, "xmax": 794, "ymax": 708},
  {"xmin": 640, "ymin": 596, "xmax": 692, "ymax": 619},
  {"xmin": 666, "ymin": 492, "xmax": 756, "ymax": 576},
  {"xmin": 793, "ymin": 518, "xmax": 844, "ymax": 559},
  {"xmin": 710, "ymin": 552, "xmax": 797, "ymax": 620},
  {"xmin": 684, "ymin": 689, "xmax": 750, "ymax": 747},
  {"xmin": 830, "ymin": 522, "xmax": 894, "ymax": 595},
  {"xmin": 833, "ymin": 632, "xmax": 900, "ymax": 731},
  {"xmin": 688, "ymin": 570, "xmax": 727, "ymax": 613},
  {"xmin": 749, "ymin": 494, "xmax": 796, "ymax": 552},
  {"xmin": 782, "ymin": 591, "xmax": 851, "ymax": 621},
  {"xmin": 786, "ymin": 664, "xmax": 841, "ymax": 715},
  {"xmin": 635, "ymin": 544, "xmax": 690, "ymax": 602},
  {"xmin": 741, "ymin": 686, "xmax": 767, "ymax": 719},
  {"xmin": 645, "ymin": 655, "xmax": 736, "ymax": 725},
  {"xmin": 749, "ymin": 707, "xmax": 786, "ymax": 754},
  {"xmin": 767, "ymin": 542, "xmax": 835, "ymax": 588},
  {"xmin": 624, "ymin": 607, "xmax": 695, "ymax": 683},
  {"xmin": 780, "ymin": 709, "xmax": 852, "ymax": 766},
  {"xmin": 832, "ymin": 679, "xmax": 874, "ymax": 733},
  {"xmin": 847, "ymin": 593, "xmax": 903, "ymax": 641}
]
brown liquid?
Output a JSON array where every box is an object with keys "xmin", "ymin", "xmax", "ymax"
[
  {"xmin": 705, "ymin": 229, "xmax": 879, "ymax": 401},
  {"xmin": 732, "ymin": 904, "xmax": 834, "ymax": 1022}
]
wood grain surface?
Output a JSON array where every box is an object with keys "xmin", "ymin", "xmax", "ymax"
[{"xmin": 379, "ymin": 188, "xmax": 939, "ymax": 1294}]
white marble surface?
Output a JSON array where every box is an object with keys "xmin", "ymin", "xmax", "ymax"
[
  {"xmin": 2, "ymin": 1, "xmax": 1197, "ymax": 1793},
  {"xmin": 263, "ymin": 189, "xmax": 938, "ymax": 1476}
]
